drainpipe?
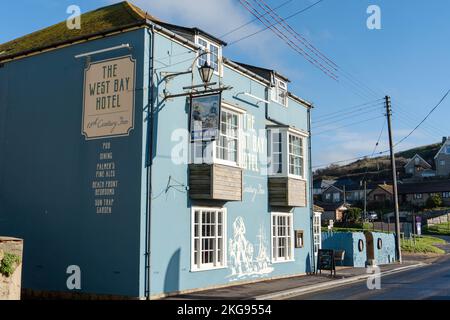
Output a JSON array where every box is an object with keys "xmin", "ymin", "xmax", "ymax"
[
  {"xmin": 307, "ymin": 106, "xmax": 316, "ymax": 273},
  {"xmin": 145, "ymin": 25, "xmax": 156, "ymax": 300}
]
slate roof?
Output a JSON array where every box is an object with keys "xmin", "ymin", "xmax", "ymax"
[
  {"xmin": 398, "ymin": 180, "xmax": 450, "ymax": 194},
  {"xmin": 0, "ymin": 1, "xmax": 225, "ymax": 62},
  {"xmin": 314, "ymin": 201, "xmax": 350, "ymax": 211},
  {"xmin": 232, "ymin": 61, "xmax": 290, "ymax": 83}
]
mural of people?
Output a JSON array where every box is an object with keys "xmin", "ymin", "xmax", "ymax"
[{"xmin": 228, "ymin": 217, "xmax": 274, "ymax": 281}]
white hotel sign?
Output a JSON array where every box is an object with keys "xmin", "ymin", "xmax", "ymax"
[{"xmin": 82, "ymin": 56, "xmax": 136, "ymax": 140}]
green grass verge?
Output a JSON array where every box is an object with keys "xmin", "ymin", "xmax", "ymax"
[
  {"xmin": 401, "ymin": 235, "xmax": 446, "ymax": 254},
  {"xmin": 423, "ymin": 222, "xmax": 450, "ymax": 236}
]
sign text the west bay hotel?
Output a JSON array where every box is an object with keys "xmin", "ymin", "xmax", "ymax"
[{"xmin": 82, "ymin": 56, "xmax": 136, "ymax": 140}]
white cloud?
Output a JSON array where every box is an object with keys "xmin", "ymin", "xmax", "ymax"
[
  {"xmin": 312, "ymin": 127, "xmax": 431, "ymax": 169},
  {"xmin": 104, "ymin": 0, "xmax": 294, "ymax": 69},
  {"xmin": 117, "ymin": 0, "xmax": 251, "ymax": 39}
]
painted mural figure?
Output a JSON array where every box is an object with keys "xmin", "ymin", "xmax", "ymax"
[{"xmin": 228, "ymin": 217, "xmax": 273, "ymax": 280}]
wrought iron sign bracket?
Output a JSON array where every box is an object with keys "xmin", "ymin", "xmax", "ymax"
[{"xmin": 162, "ymin": 85, "xmax": 233, "ymax": 102}]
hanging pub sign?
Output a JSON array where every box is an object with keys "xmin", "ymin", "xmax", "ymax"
[
  {"xmin": 190, "ymin": 93, "xmax": 221, "ymax": 142},
  {"xmin": 82, "ymin": 56, "xmax": 136, "ymax": 140}
]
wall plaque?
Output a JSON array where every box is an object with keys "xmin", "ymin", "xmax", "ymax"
[{"xmin": 82, "ymin": 56, "xmax": 136, "ymax": 140}]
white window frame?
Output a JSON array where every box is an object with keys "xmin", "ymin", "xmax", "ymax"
[
  {"xmin": 442, "ymin": 192, "xmax": 450, "ymax": 198},
  {"xmin": 440, "ymin": 160, "xmax": 446, "ymax": 166},
  {"xmin": 195, "ymin": 36, "xmax": 222, "ymax": 76},
  {"xmin": 271, "ymin": 212, "xmax": 294, "ymax": 263},
  {"xmin": 190, "ymin": 104, "xmax": 245, "ymax": 168},
  {"xmin": 267, "ymin": 127, "xmax": 307, "ymax": 180},
  {"xmin": 271, "ymin": 77, "xmax": 288, "ymax": 107},
  {"xmin": 313, "ymin": 212, "xmax": 322, "ymax": 257},
  {"xmin": 413, "ymin": 193, "xmax": 423, "ymax": 200},
  {"xmin": 191, "ymin": 207, "xmax": 227, "ymax": 272}
]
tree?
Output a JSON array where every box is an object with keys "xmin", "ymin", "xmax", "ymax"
[
  {"xmin": 426, "ymin": 194, "xmax": 443, "ymax": 209},
  {"xmin": 345, "ymin": 207, "xmax": 362, "ymax": 223}
]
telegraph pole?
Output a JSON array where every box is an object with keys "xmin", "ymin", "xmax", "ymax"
[
  {"xmin": 364, "ymin": 180, "xmax": 367, "ymax": 220},
  {"xmin": 385, "ymin": 95, "xmax": 402, "ymax": 263}
]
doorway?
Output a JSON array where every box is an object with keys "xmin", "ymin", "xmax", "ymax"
[{"xmin": 364, "ymin": 231, "xmax": 375, "ymax": 266}]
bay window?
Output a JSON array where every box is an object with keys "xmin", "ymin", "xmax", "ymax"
[
  {"xmin": 268, "ymin": 127, "xmax": 307, "ymax": 179},
  {"xmin": 288, "ymin": 134, "xmax": 303, "ymax": 176},
  {"xmin": 191, "ymin": 105, "xmax": 243, "ymax": 167},
  {"xmin": 217, "ymin": 109, "xmax": 239, "ymax": 163},
  {"xmin": 191, "ymin": 207, "xmax": 227, "ymax": 271}
]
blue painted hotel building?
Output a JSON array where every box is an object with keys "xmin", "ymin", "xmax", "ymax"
[{"xmin": 0, "ymin": 2, "xmax": 318, "ymax": 299}]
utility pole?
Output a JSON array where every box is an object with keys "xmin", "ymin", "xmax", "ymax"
[
  {"xmin": 343, "ymin": 185, "xmax": 346, "ymax": 203},
  {"xmin": 385, "ymin": 95, "xmax": 402, "ymax": 263},
  {"xmin": 364, "ymin": 180, "xmax": 367, "ymax": 220}
]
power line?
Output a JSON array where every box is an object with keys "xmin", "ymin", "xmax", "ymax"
[
  {"xmin": 361, "ymin": 120, "xmax": 386, "ymax": 183},
  {"xmin": 252, "ymin": 0, "xmax": 337, "ymax": 71},
  {"xmin": 313, "ymin": 99, "xmax": 383, "ymax": 120},
  {"xmin": 393, "ymin": 89, "xmax": 450, "ymax": 148},
  {"xmin": 220, "ymin": 0, "xmax": 294, "ymax": 38},
  {"xmin": 313, "ymin": 108, "xmax": 384, "ymax": 129},
  {"xmin": 313, "ymin": 103, "xmax": 384, "ymax": 125},
  {"xmin": 314, "ymin": 115, "xmax": 385, "ymax": 135},
  {"xmin": 230, "ymin": 0, "xmax": 324, "ymax": 46},
  {"xmin": 238, "ymin": 0, "xmax": 338, "ymax": 80}
]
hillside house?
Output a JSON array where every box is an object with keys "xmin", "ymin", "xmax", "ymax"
[
  {"xmin": 404, "ymin": 154, "xmax": 434, "ymax": 178},
  {"xmin": 435, "ymin": 137, "xmax": 450, "ymax": 177},
  {"xmin": 398, "ymin": 181, "xmax": 450, "ymax": 207},
  {"xmin": 367, "ymin": 184, "xmax": 394, "ymax": 204}
]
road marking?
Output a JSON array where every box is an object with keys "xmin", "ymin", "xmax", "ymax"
[{"xmin": 251, "ymin": 263, "xmax": 426, "ymax": 300}]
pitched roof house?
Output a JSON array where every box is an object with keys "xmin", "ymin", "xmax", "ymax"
[
  {"xmin": 398, "ymin": 180, "xmax": 450, "ymax": 207},
  {"xmin": 435, "ymin": 137, "xmax": 450, "ymax": 177},
  {"xmin": 367, "ymin": 184, "xmax": 394, "ymax": 203},
  {"xmin": 404, "ymin": 154, "xmax": 434, "ymax": 178}
]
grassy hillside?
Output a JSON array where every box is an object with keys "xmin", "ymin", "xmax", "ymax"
[{"xmin": 315, "ymin": 142, "xmax": 442, "ymax": 182}]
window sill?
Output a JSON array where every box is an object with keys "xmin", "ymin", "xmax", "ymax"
[
  {"xmin": 214, "ymin": 159, "xmax": 240, "ymax": 168},
  {"xmin": 268, "ymin": 174, "xmax": 306, "ymax": 181},
  {"xmin": 270, "ymin": 99, "xmax": 288, "ymax": 108},
  {"xmin": 271, "ymin": 258, "xmax": 295, "ymax": 264},
  {"xmin": 190, "ymin": 265, "xmax": 228, "ymax": 273}
]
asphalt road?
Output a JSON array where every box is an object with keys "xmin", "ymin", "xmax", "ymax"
[{"xmin": 287, "ymin": 255, "xmax": 450, "ymax": 300}]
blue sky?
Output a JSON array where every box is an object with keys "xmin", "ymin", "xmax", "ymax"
[{"xmin": 1, "ymin": 0, "xmax": 449, "ymax": 167}]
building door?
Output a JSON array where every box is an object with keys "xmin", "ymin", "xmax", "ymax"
[
  {"xmin": 364, "ymin": 231, "xmax": 375, "ymax": 266},
  {"xmin": 313, "ymin": 212, "xmax": 322, "ymax": 257}
]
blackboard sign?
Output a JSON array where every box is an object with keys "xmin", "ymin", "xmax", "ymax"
[{"xmin": 317, "ymin": 249, "xmax": 336, "ymax": 276}]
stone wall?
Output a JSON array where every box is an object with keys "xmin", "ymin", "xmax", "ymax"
[{"xmin": 0, "ymin": 237, "xmax": 23, "ymax": 300}]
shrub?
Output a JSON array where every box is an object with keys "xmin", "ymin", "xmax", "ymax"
[
  {"xmin": 345, "ymin": 207, "xmax": 362, "ymax": 223},
  {"xmin": 0, "ymin": 253, "xmax": 21, "ymax": 277},
  {"xmin": 426, "ymin": 194, "xmax": 443, "ymax": 209}
]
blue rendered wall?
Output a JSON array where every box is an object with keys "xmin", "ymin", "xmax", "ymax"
[
  {"xmin": 0, "ymin": 29, "xmax": 148, "ymax": 297},
  {"xmin": 148, "ymin": 32, "xmax": 313, "ymax": 296},
  {"xmin": 321, "ymin": 232, "xmax": 367, "ymax": 267},
  {"xmin": 372, "ymin": 232, "xmax": 396, "ymax": 265}
]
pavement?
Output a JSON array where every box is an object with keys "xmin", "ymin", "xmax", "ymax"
[
  {"xmin": 163, "ymin": 256, "xmax": 427, "ymax": 300},
  {"xmin": 286, "ymin": 254, "xmax": 450, "ymax": 300}
]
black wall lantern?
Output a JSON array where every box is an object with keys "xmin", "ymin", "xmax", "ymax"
[{"xmin": 198, "ymin": 61, "xmax": 214, "ymax": 86}]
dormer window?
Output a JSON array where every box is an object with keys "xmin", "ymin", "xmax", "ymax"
[
  {"xmin": 196, "ymin": 36, "xmax": 221, "ymax": 74},
  {"xmin": 271, "ymin": 77, "xmax": 288, "ymax": 106}
]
